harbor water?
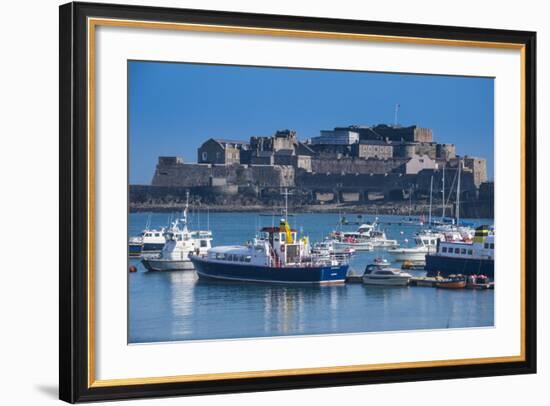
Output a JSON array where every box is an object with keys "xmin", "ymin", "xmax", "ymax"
[{"xmin": 129, "ymin": 212, "xmax": 494, "ymax": 344}]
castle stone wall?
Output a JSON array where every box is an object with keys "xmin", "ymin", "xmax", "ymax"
[{"xmin": 152, "ymin": 162, "xmax": 294, "ymax": 188}]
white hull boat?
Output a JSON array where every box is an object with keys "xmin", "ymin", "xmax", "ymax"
[
  {"xmin": 388, "ymin": 231, "xmax": 441, "ymax": 263},
  {"xmin": 330, "ymin": 222, "xmax": 398, "ymax": 251},
  {"xmin": 142, "ymin": 257, "xmax": 195, "ymax": 271},
  {"xmin": 388, "ymin": 248, "xmax": 429, "ymax": 263},
  {"xmin": 333, "ymin": 240, "xmax": 373, "ymax": 251},
  {"xmin": 362, "ymin": 275, "xmax": 411, "ymax": 286},
  {"xmin": 370, "ymin": 239, "xmax": 399, "ymax": 249},
  {"xmin": 141, "ymin": 193, "xmax": 212, "ymax": 272}
]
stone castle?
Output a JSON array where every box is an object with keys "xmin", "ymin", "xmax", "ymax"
[{"xmin": 147, "ymin": 124, "xmax": 491, "ymax": 210}]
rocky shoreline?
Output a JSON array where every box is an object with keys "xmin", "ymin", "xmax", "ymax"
[{"xmin": 129, "ymin": 201, "xmax": 493, "ymax": 219}]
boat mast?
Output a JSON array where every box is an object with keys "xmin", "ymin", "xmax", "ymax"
[
  {"xmin": 282, "ymin": 187, "xmax": 291, "ymax": 221},
  {"xmin": 429, "ymin": 175, "xmax": 433, "ymax": 226},
  {"xmin": 456, "ymin": 158, "xmax": 461, "ymax": 226},
  {"xmin": 183, "ymin": 190, "xmax": 189, "ymax": 227},
  {"xmin": 441, "ymin": 166, "xmax": 446, "ymax": 221},
  {"xmin": 408, "ymin": 186, "xmax": 412, "ymax": 217}
]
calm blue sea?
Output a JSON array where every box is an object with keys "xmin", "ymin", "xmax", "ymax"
[{"xmin": 128, "ymin": 212, "xmax": 494, "ymax": 343}]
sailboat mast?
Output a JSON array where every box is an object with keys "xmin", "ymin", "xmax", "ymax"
[
  {"xmin": 429, "ymin": 175, "xmax": 433, "ymax": 226},
  {"xmin": 441, "ymin": 166, "xmax": 446, "ymax": 220},
  {"xmin": 456, "ymin": 159, "xmax": 461, "ymax": 226},
  {"xmin": 183, "ymin": 190, "xmax": 189, "ymax": 226},
  {"xmin": 408, "ymin": 186, "xmax": 412, "ymax": 217}
]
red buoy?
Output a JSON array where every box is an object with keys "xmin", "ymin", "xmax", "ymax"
[{"xmin": 129, "ymin": 265, "xmax": 137, "ymax": 273}]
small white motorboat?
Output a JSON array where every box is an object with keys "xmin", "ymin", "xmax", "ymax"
[
  {"xmin": 362, "ymin": 259, "xmax": 412, "ymax": 286},
  {"xmin": 388, "ymin": 231, "xmax": 442, "ymax": 263}
]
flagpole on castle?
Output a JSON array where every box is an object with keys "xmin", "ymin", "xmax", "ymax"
[{"xmin": 394, "ymin": 103, "xmax": 400, "ymax": 126}]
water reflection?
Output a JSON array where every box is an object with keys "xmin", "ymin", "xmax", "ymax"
[{"xmin": 193, "ymin": 278, "xmax": 348, "ymax": 339}]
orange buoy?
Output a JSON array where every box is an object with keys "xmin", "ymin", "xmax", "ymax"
[{"xmin": 129, "ymin": 265, "xmax": 137, "ymax": 273}]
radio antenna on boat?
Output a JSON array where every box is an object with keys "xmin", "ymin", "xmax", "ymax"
[{"xmin": 281, "ymin": 188, "xmax": 293, "ymax": 221}]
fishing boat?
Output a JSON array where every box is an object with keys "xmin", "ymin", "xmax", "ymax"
[
  {"xmin": 331, "ymin": 231, "xmax": 374, "ymax": 251},
  {"xmin": 362, "ymin": 258, "xmax": 412, "ymax": 286},
  {"xmin": 190, "ymin": 189, "xmax": 349, "ymax": 284},
  {"xmin": 312, "ymin": 240, "xmax": 355, "ymax": 257},
  {"xmin": 330, "ymin": 222, "xmax": 397, "ymax": 250},
  {"xmin": 425, "ymin": 225, "xmax": 494, "ymax": 278},
  {"xmin": 387, "ymin": 231, "xmax": 442, "ymax": 263},
  {"xmin": 128, "ymin": 226, "xmax": 166, "ymax": 257},
  {"xmin": 142, "ymin": 194, "xmax": 212, "ymax": 271},
  {"xmin": 435, "ymin": 274, "xmax": 467, "ymax": 289}
]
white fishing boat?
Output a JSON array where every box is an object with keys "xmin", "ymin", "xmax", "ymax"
[
  {"xmin": 362, "ymin": 259, "xmax": 412, "ymax": 286},
  {"xmin": 330, "ymin": 221, "xmax": 397, "ymax": 250},
  {"xmin": 142, "ymin": 194, "xmax": 212, "ymax": 271},
  {"xmin": 312, "ymin": 240, "xmax": 355, "ymax": 256},
  {"xmin": 368, "ymin": 229, "xmax": 399, "ymax": 248},
  {"xmin": 331, "ymin": 231, "xmax": 374, "ymax": 251},
  {"xmin": 388, "ymin": 231, "xmax": 442, "ymax": 263}
]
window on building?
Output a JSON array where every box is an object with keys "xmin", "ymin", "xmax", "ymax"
[
  {"xmin": 442, "ymin": 247, "xmax": 447, "ymax": 253},
  {"xmin": 461, "ymin": 248, "xmax": 466, "ymax": 254},
  {"xmin": 490, "ymin": 243, "xmax": 494, "ymax": 249},
  {"xmin": 200, "ymin": 240, "xmax": 208, "ymax": 247},
  {"xmin": 454, "ymin": 248, "xmax": 460, "ymax": 254},
  {"xmin": 202, "ymin": 151, "xmax": 207, "ymax": 161},
  {"xmin": 468, "ymin": 249, "xmax": 473, "ymax": 255},
  {"xmin": 484, "ymin": 243, "xmax": 489, "ymax": 249}
]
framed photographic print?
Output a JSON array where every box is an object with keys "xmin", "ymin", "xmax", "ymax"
[{"xmin": 59, "ymin": 1, "xmax": 537, "ymax": 403}]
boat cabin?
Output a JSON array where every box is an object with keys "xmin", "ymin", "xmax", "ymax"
[{"xmin": 436, "ymin": 234, "xmax": 494, "ymax": 260}]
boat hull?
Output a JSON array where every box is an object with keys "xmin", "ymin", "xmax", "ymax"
[
  {"xmin": 142, "ymin": 258, "xmax": 195, "ymax": 271},
  {"xmin": 436, "ymin": 281, "xmax": 467, "ymax": 289},
  {"xmin": 425, "ymin": 254, "xmax": 494, "ymax": 278},
  {"xmin": 191, "ymin": 257, "xmax": 348, "ymax": 284},
  {"xmin": 128, "ymin": 243, "xmax": 143, "ymax": 257},
  {"xmin": 362, "ymin": 276, "xmax": 410, "ymax": 286},
  {"xmin": 388, "ymin": 249, "xmax": 428, "ymax": 263},
  {"xmin": 142, "ymin": 242, "xmax": 165, "ymax": 253},
  {"xmin": 333, "ymin": 242, "xmax": 373, "ymax": 251}
]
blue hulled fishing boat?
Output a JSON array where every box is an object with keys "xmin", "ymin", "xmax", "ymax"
[{"xmin": 190, "ymin": 190, "xmax": 349, "ymax": 284}]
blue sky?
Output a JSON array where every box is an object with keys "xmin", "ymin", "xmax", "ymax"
[{"xmin": 129, "ymin": 61, "xmax": 494, "ymax": 184}]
